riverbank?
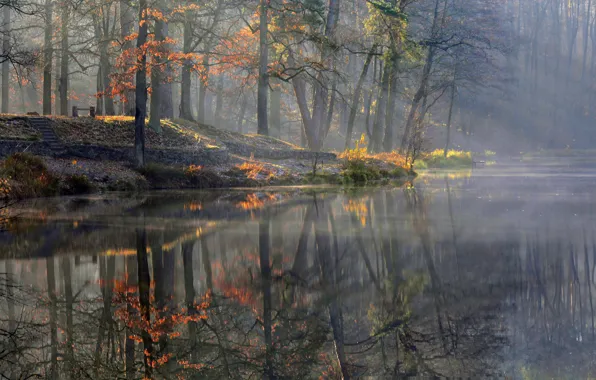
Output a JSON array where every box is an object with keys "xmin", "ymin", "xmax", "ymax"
[{"xmin": 0, "ymin": 116, "xmax": 414, "ymax": 200}]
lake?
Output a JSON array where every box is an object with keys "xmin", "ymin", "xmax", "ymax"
[{"xmin": 1, "ymin": 161, "xmax": 596, "ymax": 379}]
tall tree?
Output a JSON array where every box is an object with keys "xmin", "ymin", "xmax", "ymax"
[
  {"xmin": 1, "ymin": 6, "xmax": 10, "ymax": 113},
  {"xmin": 120, "ymin": 0, "xmax": 135, "ymax": 116},
  {"xmin": 134, "ymin": 0, "xmax": 148, "ymax": 168},
  {"xmin": 148, "ymin": 0, "xmax": 170, "ymax": 132},
  {"xmin": 257, "ymin": 0, "xmax": 269, "ymax": 136},
  {"xmin": 59, "ymin": 0, "xmax": 69, "ymax": 115},
  {"xmin": 42, "ymin": 0, "xmax": 53, "ymax": 115}
]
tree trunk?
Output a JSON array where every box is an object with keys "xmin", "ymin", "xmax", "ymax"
[
  {"xmin": 289, "ymin": 0, "xmax": 341, "ymax": 150},
  {"xmin": 120, "ymin": 0, "xmax": 135, "ymax": 116},
  {"xmin": 324, "ymin": 82, "xmax": 337, "ymax": 142},
  {"xmin": 237, "ymin": 94, "xmax": 247, "ymax": 133},
  {"xmin": 148, "ymin": 10, "xmax": 166, "ymax": 133},
  {"xmin": 54, "ymin": 52, "xmax": 61, "ymax": 115},
  {"xmin": 179, "ymin": 11, "xmax": 194, "ymax": 120},
  {"xmin": 400, "ymin": 0, "xmax": 441, "ymax": 152},
  {"xmin": 134, "ymin": 0, "xmax": 148, "ymax": 168},
  {"xmin": 383, "ymin": 49, "xmax": 399, "ymax": 152},
  {"xmin": 257, "ymin": 0, "xmax": 269, "ymax": 136},
  {"xmin": 371, "ymin": 62, "xmax": 390, "ymax": 152},
  {"xmin": 59, "ymin": 2, "xmax": 69, "ymax": 116},
  {"xmin": 443, "ymin": 82, "xmax": 456, "ymax": 157},
  {"xmin": 400, "ymin": 48, "xmax": 435, "ymax": 152},
  {"xmin": 215, "ymin": 74, "xmax": 224, "ymax": 125},
  {"xmin": 43, "ymin": 0, "xmax": 53, "ymax": 115},
  {"xmin": 197, "ymin": 54, "xmax": 210, "ymax": 123},
  {"xmin": 270, "ymin": 81, "xmax": 281, "ymax": 138},
  {"xmin": 345, "ymin": 44, "xmax": 375, "ymax": 150},
  {"xmin": 1, "ymin": 6, "xmax": 9, "ymax": 113}
]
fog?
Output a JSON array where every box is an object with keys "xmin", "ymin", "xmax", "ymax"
[{"xmin": 0, "ymin": 0, "xmax": 590, "ymax": 153}]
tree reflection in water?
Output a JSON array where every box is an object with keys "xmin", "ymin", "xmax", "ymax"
[{"xmin": 1, "ymin": 184, "xmax": 596, "ymax": 378}]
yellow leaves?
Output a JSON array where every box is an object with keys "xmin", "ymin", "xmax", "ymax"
[
  {"xmin": 185, "ymin": 164, "xmax": 203, "ymax": 175},
  {"xmin": 338, "ymin": 133, "xmax": 368, "ymax": 162},
  {"xmin": 339, "ymin": 134, "xmax": 408, "ymax": 170},
  {"xmin": 237, "ymin": 161, "xmax": 265, "ymax": 180},
  {"xmin": 0, "ymin": 177, "xmax": 11, "ymax": 199}
]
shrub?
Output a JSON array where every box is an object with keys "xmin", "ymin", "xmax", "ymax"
[
  {"xmin": 1, "ymin": 153, "xmax": 59, "ymax": 198},
  {"xmin": 186, "ymin": 166, "xmax": 224, "ymax": 188},
  {"xmin": 342, "ymin": 159, "xmax": 381, "ymax": 184},
  {"xmin": 62, "ymin": 174, "xmax": 93, "ymax": 195},
  {"xmin": 137, "ymin": 163, "xmax": 186, "ymax": 183}
]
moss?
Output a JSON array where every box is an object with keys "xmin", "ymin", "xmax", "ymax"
[
  {"xmin": 62, "ymin": 174, "xmax": 93, "ymax": 195},
  {"xmin": 1, "ymin": 153, "xmax": 60, "ymax": 199}
]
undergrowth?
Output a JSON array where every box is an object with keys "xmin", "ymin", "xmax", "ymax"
[
  {"xmin": 339, "ymin": 134, "xmax": 411, "ymax": 184},
  {"xmin": 1, "ymin": 153, "xmax": 60, "ymax": 198},
  {"xmin": 417, "ymin": 149, "xmax": 473, "ymax": 169}
]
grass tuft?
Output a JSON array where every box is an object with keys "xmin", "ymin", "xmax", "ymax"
[{"xmin": 417, "ymin": 149, "xmax": 473, "ymax": 169}]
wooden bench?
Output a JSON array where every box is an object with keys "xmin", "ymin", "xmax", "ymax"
[{"xmin": 72, "ymin": 105, "xmax": 96, "ymax": 118}]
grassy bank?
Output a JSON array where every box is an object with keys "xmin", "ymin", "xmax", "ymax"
[
  {"xmin": 0, "ymin": 119, "xmax": 415, "ymax": 200},
  {"xmin": 416, "ymin": 149, "xmax": 474, "ymax": 169},
  {"xmin": 0, "ymin": 151, "xmax": 414, "ymax": 201}
]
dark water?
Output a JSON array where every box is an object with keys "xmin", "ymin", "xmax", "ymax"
[{"xmin": 2, "ymin": 162, "xmax": 596, "ymax": 379}]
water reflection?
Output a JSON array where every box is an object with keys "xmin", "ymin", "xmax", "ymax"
[{"xmin": 2, "ymin": 174, "xmax": 596, "ymax": 378}]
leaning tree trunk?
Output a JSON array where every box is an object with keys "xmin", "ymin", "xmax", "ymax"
[
  {"xmin": 345, "ymin": 44, "xmax": 376, "ymax": 150},
  {"xmin": 134, "ymin": 0, "xmax": 148, "ymax": 168},
  {"xmin": 1, "ymin": 6, "xmax": 10, "ymax": 113},
  {"xmin": 42, "ymin": 0, "xmax": 53, "ymax": 115},
  {"xmin": 399, "ymin": 48, "xmax": 434, "ymax": 153}
]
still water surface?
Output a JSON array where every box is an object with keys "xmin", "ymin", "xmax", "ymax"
[{"xmin": 1, "ymin": 162, "xmax": 596, "ymax": 379}]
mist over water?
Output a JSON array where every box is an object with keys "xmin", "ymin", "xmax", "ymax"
[{"xmin": 1, "ymin": 161, "xmax": 595, "ymax": 378}]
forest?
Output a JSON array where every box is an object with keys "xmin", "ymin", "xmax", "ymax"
[
  {"xmin": 0, "ymin": 0, "xmax": 592, "ymax": 160},
  {"xmin": 3, "ymin": 1, "xmax": 596, "ymax": 379}
]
